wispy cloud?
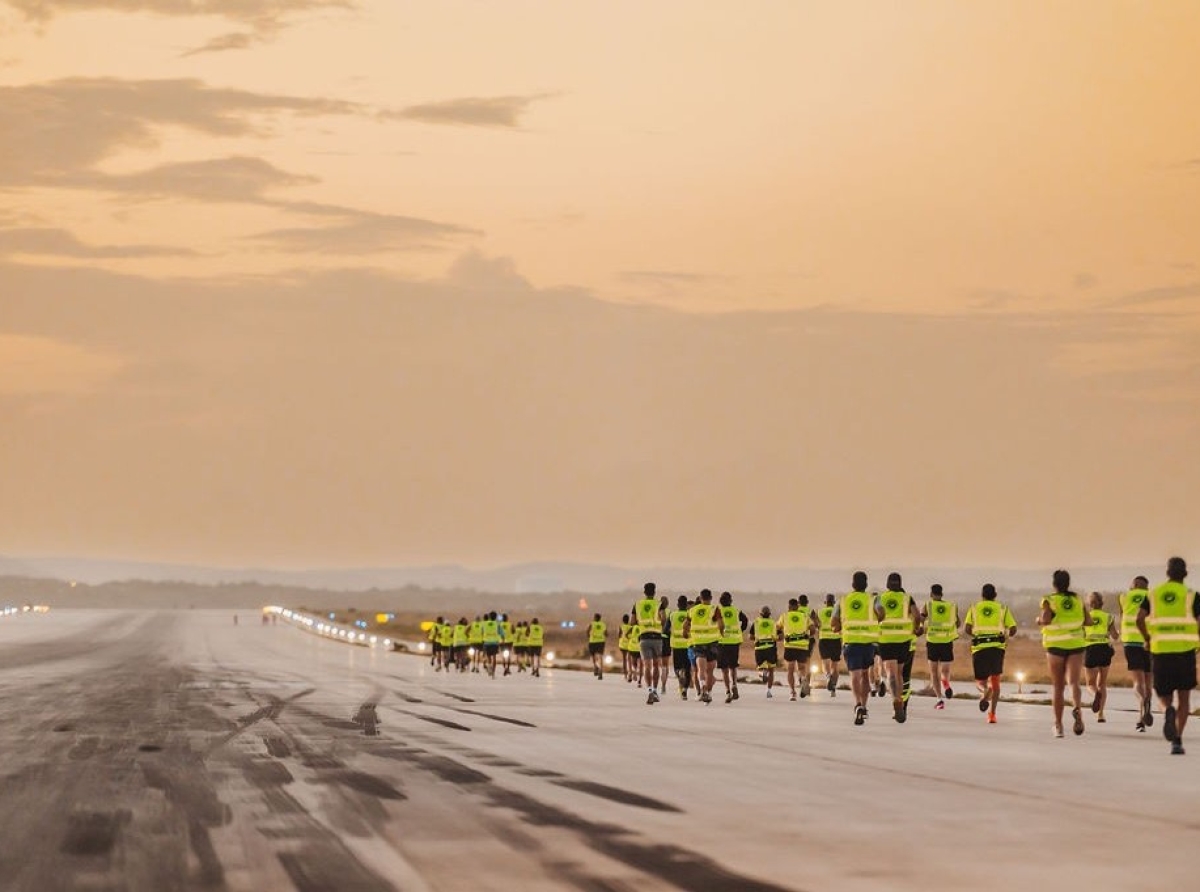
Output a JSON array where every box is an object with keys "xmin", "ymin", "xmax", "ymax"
[
  {"xmin": 247, "ymin": 206, "xmax": 477, "ymax": 254},
  {"xmin": 180, "ymin": 30, "xmax": 258, "ymax": 57},
  {"xmin": 0, "ymin": 227, "xmax": 195, "ymax": 258},
  {"xmin": 620, "ymin": 270, "xmax": 727, "ymax": 287},
  {"xmin": 0, "ymin": 78, "xmax": 361, "ymax": 186},
  {"xmin": 1106, "ymin": 281, "xmax": 1200, "ymax": 309},
  {"xmin": 3, "ymin": 0, "xmax": 354, "ymax": 28},
  {"xmin": 84, "ymin": 156, "xmax": 317, "ymax": 203},
  {"xmin": 388, "ymin": 94, "xmax": 554, "ymax": 129}
]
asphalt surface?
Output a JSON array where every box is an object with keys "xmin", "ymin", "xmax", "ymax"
[{"xmin": 0, "ymin": 609, "xmax": 1196, "ymax": 892}]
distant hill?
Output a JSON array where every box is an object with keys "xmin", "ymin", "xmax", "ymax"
[{"xmin": 0, "ymin": 553, "xmax": 1157, "ymax": 596}]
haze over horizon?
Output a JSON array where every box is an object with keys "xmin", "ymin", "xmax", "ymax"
[{"xmin": 2, "ymin": 3, "xmax": 1198, "ymax": 572}]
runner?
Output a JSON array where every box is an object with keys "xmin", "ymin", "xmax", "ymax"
[
  {"xmin": 752, "ymin": 606, "xmax": 779, "ymax": 698},
  {"xmin": 1083, "ymin": 592, "xmax": 1118, "ymax": 722},
  {"xmin": 832, "ymin": 572, "xmax": 879, "ymax": 726},
  {"xmin": 817, "ymin": 594, "xmax": 842, "ymax": 696},
  {"xmin": 778, "ymin": 597, "xmax": 815, "ymax": 701},
  {"xmin": 468, "ymin": 615, "xmax": 484, "ymax": 673},
  {"xmin": 635, "ymin": 583, "xmax": 665, "ymax": 704},
  {"xmin": 716, "ymin": 592, "xmax": 748, "ymax": 704},
  {"xmin": 668, "ymin": 595, "xmax": 693, "ymax": 699},
  {"xmin": 481, "ymin": 611, "xmax": 501, "ymax": 678},
  {"xmin": 587, "ymin": 613, "xmax": 607, "ymax": 679},
  {"xmin": 499, "ymin": 613, "xmax": 514, "ymax": 676},
  {"xmin": 452, "ymin": 617, "xmax": 470, "ymax": 672},
  {"xmin": 963, "ymin": 583, "xmax": 1017, "ymax": 724},
  {"xmin": 658, "ymin": 595, "xmax": 673, "ymax": 693},
  {"xmin": 618, "ymin": 613, "xmax": 636, "ymax": 683},
  {"xmin": 1038, "ymin": 569, "xmax": 1091, "ymax": 738},
  {"xmin": 876, "ymin": 573, "xmax": 919, "ymax": 723},
  {"xmin": 527, "ymin": 617, "xmax": 545, "ymax": 677},
  {"xmin": 1137, "ymin": 557, "xmax": 1199, "ymax": 755},
  {"xmin": 1119, "ymin": 576, "xmax": 1154, "ymax": 731},
  {"xmin": 922, "ymin": 583, "xmax": 960, "ymax": 709},
  {"xmin": 436, "ymin": 619, "xmax": 454, "ymax": 671},
  {"xmin": 428, "ymin": 617, "xmax": 443, "ymax": 668},
  {"xmin": 684, "ymin": 589, "xmax": 719, "ymax": 704}
]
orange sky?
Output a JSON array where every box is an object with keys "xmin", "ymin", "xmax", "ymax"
[{"xmin": 1, "ymin": 2, "xmax": 1198, "ymax": 570}]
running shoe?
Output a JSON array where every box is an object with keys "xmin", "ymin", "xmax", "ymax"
[
  {"xmin": 1136, "ymin": 721, "xmax": 1146, "ymax": 733},
  {"xmin": 854, "ymin": 705, "xmax": 866, "ymax": 726},
  {"xmin": 1090, "ymin": 692, "xmax": 1101, "ymax": 713},
  {"xmin": 1171, "ymin": 739, "xmax": 1185, "ymax": 755},
  {"xmin": 1142, "ymin": 697, "xmax": 1154, "ymax": 728},
  {"xmin": 766, "ymin": 688, "xmax": 774, "ymax": 699},
  {"xmin": 893, "ymin": 700, "xmax": 906, "ymax": 723},
  {"xmin": 877, "ymin": 680, "xmax": 887, "ymax": 698},
  {"xmin": 732, "ymin": 685, "xmax": 740, "ymax": 701},
  {"xmin": 790, "ymin": 691, "xmax": 797, "ymax": 702},
  {"xmin": 700, "ymin": 691, "xmax": 712, "ymax": 704},
  {"xmin": 725, "ymin": 691, "xmax": 734, "ymax": 704},
  {"xmin": 987, "ymin": 712, "xmax": 997, "ymax": 724},
  {"xmin": 1053, "ymin": 725, "xmax": 1064, "ymax": 738},
  {"xmin": 680, "ymin": 689, "xmax": 687, "ymax": 700},
  {"xmin": 978, "ymin": 694, "xmax": 990, "ymax": 713},
  {"xmin": 1072, "ymin": 707, "xmax": 1084, "ymax": 736},
  {"xmin": 650, "ymin": 690, "xmax": 660, "ymax": 704},
  {"xmin": 646, "ymin": 691, "xmax": 655, "ymax": 705},
  {"xmin": 1164, "ymin": 705, "xmax": 1178, "ymax": 742},
  {"xmin": 801, "ymin": 677, "xmax": 811, "ymax": 698},
  {"xmin": 935, "ymin": 700, "xmax": 945, "ymax": 710},
  {"xmin": 944, "ymin": 686, "xmax": 954, "ymax": 698},
  {"xmin": 826, "ymin": 675, "xmax": 836, "ymax": 692},
  {"xmin": 1097, "ymin": 712, "xmax": 1106, "ymax": 724}
]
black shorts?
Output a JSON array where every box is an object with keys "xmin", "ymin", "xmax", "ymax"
[
  {"xmin": 972, "ymin": 648, "xmax": 1005, "ymax": 680},
  {"xmin": 1153, "ymin": 651, "xmax": 1197, "ymax": 697},
  {"xmin": 693, "ymin": 643, "xmax": 719, "ymax": 662},
  {"xmin": 783, "ymin": 647, "xmax": 811, "ymax": 663},
  {"xmin": 843, "ymin": 643, "xmax": 875, "ymax": 671},
  {"xmin": 1084, "ymin": 644, "xmax": 1114, "ymax": 669},
  {"xmin": 588, "ymin": 642, "xmax": 605, "ymax": 655},
  {"xmin": 527, "ymin": 645, "xmax": 543, "ymax": 656},
  {"xmin": 1124, "ymin": 645, "xmax": 1151, "ymax": 672},
  {"xmin": 755, "ymin": 645, "xmax": 778, "ymax": 668},
  {"xmin": 485, "ymin": 643, "xmax": 500, "ymax": 656},
  {"xmin": 673, "ymin": 648, "xmax": 692, "ymax": 672},
  {"xmin": 1045, "ymin": 646, "xmax": 1085, "ymax": 659},
  {"xmin": 818, "ymin": 639, "xmax": 843, "ymax": 661},
  {"xmin": 717, "ymin": 643, "xmax": 741, "ymax": 670},
  {"xmin": 926, "ymin": 642, "xmax": 954, "ymax": 663},
  {"xmin": 877, "ymin": 642, "xmax": 911, "ymax": 662}
]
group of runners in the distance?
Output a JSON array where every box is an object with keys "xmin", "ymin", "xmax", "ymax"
[
  {"xmin": 587, "ymin": 558, "xmax": 1198, "ymax": 755},
  {"xmin": 425, "ymin": 612, "xmax": 547, "ymax": 678}
]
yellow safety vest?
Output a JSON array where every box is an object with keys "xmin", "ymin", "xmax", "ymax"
[
  {"xmin": 453, "ymin": 624, "xmax": 469, "ymax": 646},
  {"xmin": 588, "ymin": 621, "xmax": 606, "ymax": 644},
  {"xmin": 753, "ymin": 617, "xmax": 776, "ymax": 648},
  {"xmin": 635, "ymin": 598, "xmax": 663, "ymax": 635},
  {"xmin": 1119, "ymin": 589, "xmax": 1149, "ymax": 645},
  {"xmin": 925, "ymin": 600, "xmax": 958, "ymax": 644},
  {"xmin": 780, "ymin": 610, "xmax": 810, "ymax": 647},
  {"xmin": 968, "ymin": 600, "xmax": 1009, "ymax": 652},
  {"xmin": 1147, "ymin": 582, "xmax": 1199, "ymax": 655},
  {"xmin": 669, "ymin": 609, "xmax": 690, "ymax": 649},
  {"xmin": 688, "ymin": 604, "xmax": 720, "ymax": 645},
  {"xmin": 840, "ymin": 592, "xmax": 878, "ymax": 644},
  {"xmin": 878, "ymin": 591, "xmax": 914, "ymax": 644},
  {"xmin": 527, "ymin": 623, "xmax": 544, "ymax": 647},
  {"xmin": 1040, "ymin": 593, "xmax": 1086, "ymax": 650},
  {"xmin": 718, "ymin": 606, "xmax": 744, "ymax": 645},
  {"xmin": 818, "ymin": 606, "xmax": 840, "ymax": 640},
  {"xmin": 1084, "ymin": 609, "xmax": 1111, "ymax": 644}
]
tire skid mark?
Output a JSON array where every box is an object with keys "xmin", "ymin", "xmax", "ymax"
[
  {"xmin": 441, "ymin": 706, "xmax": 536, "ymax": 728},
  {"xmin": 549, "ymin": 780, "xmax": 681, "ymax": 814},
  {"xmin": 205, "ymin": 687, "xmax": 314, "ymax": 755}
]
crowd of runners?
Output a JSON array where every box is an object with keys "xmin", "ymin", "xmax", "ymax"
[{"xmin": 422, "ymin": 558, "xmax": 1197, "ymax": 755}]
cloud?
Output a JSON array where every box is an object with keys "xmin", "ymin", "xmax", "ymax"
[
  {"xmin": 86, "ymin": 155, "xmax": 318, "ymax": 202},
  {"xmin": 1, "ymin": 256, "xmax": 1197, "ymax": 567},
  {"xmin": 0, "ymin": 77, "xmax": 361, "ymax": 186},
  {"xmin": 180, "ymin": 30, "xmax": 258, "ymax": 57},
  {"xmin": 620, "ymin": 270, "xmax": 728, "ymax": 287},
  {"xmin": 3, "ymin": 0, "xmax": 354, "ymax": 29},
  {"xmin": 1106, "ymin": 281, "xmax": 1200, "ymax": 309},
  {"xmin": 1073, "ymin": 272, "xmax": 1098, "ymax": 290},
  {"xmin": 388, "ymin": 94, "xmax": 553, "ymax": 129},
  {"xmin": 247, "ymin": 207, "xmax": 477, "ymax": 253},
  {"xmin": 0, "ymin": 226, "xmax": 195, "ymax": 258}
]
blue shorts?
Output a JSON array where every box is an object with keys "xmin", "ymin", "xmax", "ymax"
[{"xmin": 843, "ymin": 643, "xmax": 876, "ymax": 671}]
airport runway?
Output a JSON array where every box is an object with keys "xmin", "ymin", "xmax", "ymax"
[{"xmin": 0, "ymin": 609, "xmax": 1195, "ymax": 892}]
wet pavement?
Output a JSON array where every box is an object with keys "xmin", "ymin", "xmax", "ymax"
[{"xmin": 0, "ymin": 609, "xmax": 1195, "ymax": 891}]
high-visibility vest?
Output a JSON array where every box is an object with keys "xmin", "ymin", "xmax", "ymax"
[
  {"xmin": 925, "ymin": 600, "xmax": 958, "ymax": 644},
  {"xmin": 878, "ymin": 591, "xmax": 914, "ymax": 644},
  {"xmin": 753, "ymin": 617, "xmax": 776, "ymax": 648},
  {"xmin": 688, "ymin": 604, "xmax": 720, "ymax": 645},
  {"xmin": 1085, "ymin": 609, "xmax": 1111, "ymax": 644},
  {"xmin": 635, "ymin": 598, "xmax": 663, "ymax": 635},
  {"xmin": 669, "ymin": 609, "xmax": 690, "ymax": 649},
  {"xmin": 527, "ymin": 623, "xmax": 544, "ymax": 647},
  {"xmin": 482, "ymin": 620, "xmax": 500, "ymax": 644},
  {"xmin": 1040, "ymin": 593, "xmax": 1086, "ymax": 650},
  {"xmin": 718, "ymin": 606, "xmax": 743, "ymax": 645},
  {"xmin": 818, "ymin": 606, "xmax": 840, "ymax": 640},
  {"xmin": 453, "ymin": 623, "xmax": 469, "ymax": 646},
  {"xmin": 588, "ymin": 621, "xmax": 606, "ymax": 644},
  {"xmin": 468, "ymin": 622, "xmax": 483, "ymax": 644},
  {"xmin": 968, "ymin": 600, "xmax": 1010, "ymax": 652},
  {"xmin": 840, "ymin": 592, "xmax": 878, "ymax": 644},
  {"xmin": 1119, "ymin": 589, "xmax": 1149, "ymax": 645},
  {"xmin": 1147, "ymin": 582, "xmax": 1199, "ymax": 655},
  {"xmin": 437, "ymin": 624, "xmax": 453, "ymax": 647},
  {"xmin": 780, "ymin": 610, "xmax": 810, "ymax": 647}
]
